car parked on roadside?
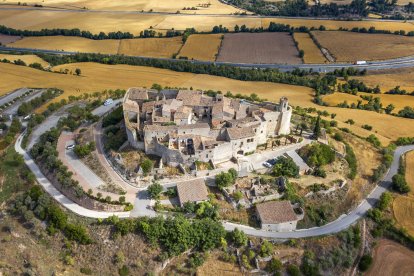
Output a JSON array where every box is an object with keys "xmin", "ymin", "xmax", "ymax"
[{"xmin": 263, "ymin": 162, "xmax": 272, "ymax": 168}]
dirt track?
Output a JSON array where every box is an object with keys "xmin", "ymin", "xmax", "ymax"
[
  {"xmin": 216, "ymin": 32, "xmax": 302, "ymax": 64},
  {"xmin": 367, "ymin": 239, "xmax": 414, "ymax": 276}
]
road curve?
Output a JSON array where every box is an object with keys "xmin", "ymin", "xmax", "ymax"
[
  {"xmin": 224, "ymin": 145, "xmax": 414, "ymax": 238},
  {"xmin": 15, "ymin": 132, "xmax": 131, "ymax": 219},
  {"xmin": 15, "ymin": 127, "xmax": 414, "ymax": 237},
  {"xmin": 2, "ymin": 46, "xmax": 414, "ymax": 72}
]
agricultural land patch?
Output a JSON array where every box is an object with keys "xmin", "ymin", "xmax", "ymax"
[
  {"xmin": 178, "ymin": 34, "xmax": 222, "ymax": 61},
  {"xmin": 312, "ymin": 31, "xmax": 414, "ymax": 62},
  {"xmin": 293, "ymin": 32, "xmax": 327, "ymax": 64},
  {"xmin": 216, "ymin": 32, "xmax": 302, "ymax": 64}
]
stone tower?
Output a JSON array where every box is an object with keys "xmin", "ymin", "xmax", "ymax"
[{"xmin": 279, "ymin": 97, "xmax": 289, "ymax": 112}]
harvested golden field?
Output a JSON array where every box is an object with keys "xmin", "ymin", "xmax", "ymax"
[
  {"xmin": 322, "ymin": 92, "xmax": 414, "ymax": 112},
  {"xmin": 197, "ymin": 252, "xmax": 242, "ymax": 275},
  {"xmin": 353, "ymin": 67, "xmax": 414, "ymax": 92},
  {"xmin": 118, "ymin": 37, "xmax": 183, "ymax": 58},
  {"xmin": 1, "ymin": 0, "xmax": 243, "ymax": 14},
  {"xmin": 0, "ymin": 54, "xmax": 49, "ymax": 67},
  {"xmin": 1, "ymin": 62, "xmax": 414, "ymax": 144},
  {"xmin": 312, "ymin": 31, "xmax": 414, "ymax": 62},
  {"xmin": 393, "ymin": 151, "xmax": 414, "ymax": 237},
  {"xmin": 261, "ymin": 18, "xmax": 414, "ymax": 32},
  {"xmin": 178, "ymin": 34, "xmax": 222, "ymax": 61},
  {"xmin": 293, "ymin": 32, "xmax": 327, "ymax": 64},
  {"xmin": 367, "ymin": 239, "xmax": 414, "ymax": 276},
  {"xmin": 394, "ymin": 196, "xmax": 414, "ymax": 237},
  {"xmin": 8, "ymin": 36, "xmax": 120, "ymax": 54},
  {"xmin": 0, "ymin": 10, "xmax": 166, "ymax": 34},
  {"xmin": 406, "ymin": 151, "xmax": 414, "ymax": 194}
]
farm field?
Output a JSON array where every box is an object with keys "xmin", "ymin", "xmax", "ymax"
[
  {"xmin": 178, "ymin": 34, "xmax": 222, "ymax": 61},
  {"xmin": 353, "ymin": 68, "xmax": 414, "ymax": 92},
  {"xmin": 0, "ymin": 54, "xmax": 49, "ymax": 67},
  {"xmin": 216, "ymin": 32, "xmax": 302, "ymax": 64},
  {"xmin": 2, "ymin": 8, "xmax": 414, "ymax": 35},
  {"xmin": 322, "ymin": 92, "xmax": 414, "ymax": 112},
  {"xmin": 118, "ymin": 37, "xmax": 183, "ymax": 58},
  {"xmin": 312, "ymin": 31, "xmax": 414, "ymax": 62},
  {"xmin": 0, "ymin": 33, "xmax": 21, "ymax": 44},
  {"xmin": 8, "ymin": 36, "xmax": 120, "ymax": 54},
  {"xmin": 393, "ymin": 151, "xmax": 414, "ymax": 237},
  {"xmin": 367, "ymin": 239, "xmax": 414, "ymax": 276},
  {"xmin": 293, "ymin": 32, "xmax": 327, "ymax": 64},
  {"xmin": 0, "ymin": 0, "xmax": 243, "ymax": 14},
  {"xmin": 1, "ymin": 61, "xmax": 414, "ymax": 145}
]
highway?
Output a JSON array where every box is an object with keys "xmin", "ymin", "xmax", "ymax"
[{"xmin": 2, "ymin": 45, "xmax": 414, "ymax": 72}]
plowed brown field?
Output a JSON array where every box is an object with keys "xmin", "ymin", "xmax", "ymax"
[
  {"xmin": 216, "ymin": 32, "xmax": 302, "ymax": 64},
  {"xmin": 367, "ymin": 239, "xmax": 414, "ymax": 276}
]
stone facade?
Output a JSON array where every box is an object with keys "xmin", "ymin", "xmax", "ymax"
[{"xmin": 123, "ymin": 88, "xmax": 292, "ymax": 166}]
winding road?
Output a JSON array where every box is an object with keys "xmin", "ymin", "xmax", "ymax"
[{"xmin": 14, "ymin": 127, "xmax": 414, "ymax": 237}]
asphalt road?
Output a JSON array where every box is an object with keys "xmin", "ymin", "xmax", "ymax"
[{"xmin": 2, "ymin": 46, "xmax": 414, "ymax": 72}]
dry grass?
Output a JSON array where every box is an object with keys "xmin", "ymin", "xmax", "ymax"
[
  {"xmin": 367, "ymin": 239, "xmax": 414, "ymax": 276},
  {"xmin": 393, "ymin": 151, "xmax": 414, "ymax": 237},
  {"xmin": 393, "ymin": 196, "xmax": 414, "ymax": 237},
  {"xmin": 312, "ymin": 31, "xmax": 414, "ymax": 62},
  {"xmin": 261, "ymin": 18, "xmax": 414, "ymax": 32},
  {"xmin": 8, "ymin": 36, "xmax": 120, "ymax": 54},
  {"xmin": 0, "ymin": 54, "xmax": 49, "ymax": 67},
  {"xmin": 343, "ymin": 133, "xmax": 382, "ymax": 207},
  {"xmin": 1, "ymin": 61, "xmax": 414, "ymax": 145},
  {"xmin": 322, "ymin": 92, "xmax": 414, "ymax": 112},
  {"xmin": 293, "ymin": 32, "xmax": 327, "ymax": 64},
  {"xmin": 353, "ymin": 67, "xmax": 414, "ymax": 92},
  {"xmin": 118, "ymin": 37, "xmax": 183, "ymax": 58},
  {"xmin": 197, "ymin": 252, "xmax": 242, "ymax": 276},
  {"xmin": 1, "ymin": 0, "xmax": 243, "ymax": 14},
  {"xmin": 178, "ymin": 34, "xmax": 222, "ymax": 61}
]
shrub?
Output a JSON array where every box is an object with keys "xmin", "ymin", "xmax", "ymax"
[
  {"xmin": 392, "ymin": 174, "xmax": 410, "ymax": 193},
  {"xmin": 358, "ymin": 254, "xmax": 373, "ymax": 272},
  {"xmin": 366, "ymin": 134, "xmax": 381, "ymax": 147},
  {"xmin": 286, "ymin": 264, "xmax": 301, "ymax": 276},
  {"xmin": 333, "ymin": 132, "xmax": 343, "ymax": 141},
  {"xmin": 140, "ymin": 159, "xmax": 153, "ymax": 175},
  {"xmin": 267, "ymin": 258, "xmax": 282, "ymax": 272},
  {"xmin": 228, "ymin": 228, "xmax": 248, "ymax": 247},
  {"xmin": 378, "ymin": 192, "xmax": 392, "ymax": 210},
  {"xmin": 80, "ymin": 268, "xmax": 93, "ymax": 275},
  {"xmin": 272, "ymin": 156, "xmax": 299, "ymax": 177},
  {"xmin": 147, "ymin": 181, "xmax": 163, "ymax": 199},
  {"xmin": 299, "ymin": 143, "xmax": 335, "ymax": 167},
  {"xmin": 216, "ymin": 169, "xmax": 237, "ymax": 190},
  {"xmin": 118, "ymin": 265, "xmax": 129, "ymax": 276},
  {"xmin": 189, "ymin": 253, "xmax": 206, "ymax": 268},
  {"xmin": 345, "ymin": 143, "xmax": 357, "ymax": 179}
]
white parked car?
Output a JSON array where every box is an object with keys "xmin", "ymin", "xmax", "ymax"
[
  {"xmin": 103, "ymin": 98, "xmax": 114, "ymax": 106},
  {"xmin": 263, "ymin": 162, "xmax": 272, "ymax": 168},
  {"xmin": 66, "ymin": 144, "xmax": 75, "ymax": 150}
]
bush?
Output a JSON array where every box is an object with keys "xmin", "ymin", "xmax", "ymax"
[
  {"xmin": 228, "ymin": 228, "xmax": 248, "ymax": 247},
  {"xmin": 313, "ymin": 167, "xmax": 327, "ymax": 178},
  {"xmin": 345, "ymin": 143, "xmax": 357, "ymax": 180},
  {"xmin": 392, "ymin": 174, "xmax": 410, "ymax": 193},
  {"xmin": 267, "ymin": 258, "xmax": 282, "ymax": 272},
  {"xmin": 189, "ymin": 253, "xmax": 206, "ymax": 268},
  {"xmin": 118, "ymin": 265, "xmax": 129, "ymax": 276},
  {"xmin": 74, "ymin": 142, "xmax": 96, "ymax": 158},
  {"xmin": 298, "ymin": 143, "xmax": 335, "ymax": 167},
  {"xmin": 366, "ymin": 134, "xmax": 381, "ymax": 147},
  {"xmin": 286, "ymin": 264, "xmax": 301, "ymax": 276},
  {"xmin": 216, "ymin": 169, "xmax": 237, "ymax": 190},
  {"xmin": 147, "ymin": 181, "xmax": 163, "ymax": 199},
  {"xmin": 272, "ymin": 156, "xmax": 299, "ymax": 177},
  {"xmin": 378, "ymin": 192, "xmax": 392, "ymax": 211},
  {"xmin": 80, "ymin": 268, "xmax": 93, "ymax": 275},
  {"xmin": 140, "ymin": 159, "xmax": 153, "ymax": 175},
  {"xmin": 358, "ymin": 254, "xmax": 373, "ymax": 272}
]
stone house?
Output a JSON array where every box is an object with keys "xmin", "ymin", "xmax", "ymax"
[{"xmin": 255, "ymin": 200, "xmax": 302, "ymax": 232}]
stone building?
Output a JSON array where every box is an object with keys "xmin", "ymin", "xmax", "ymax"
[
  {"xmin": 255, "ymin": 200, "xmax": 301, "ymax": 231},
  {"xmin": 123, "ymin": 88, "xmax": 292, "ymax": 166}
]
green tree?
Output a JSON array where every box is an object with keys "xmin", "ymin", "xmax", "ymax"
[
  {"xmin": 286, "ymin": 264, "xmax": 301, "ymax": 276},
  {"xmin": 267, "ymin": 258, "xmax": 282, "ymax": 273},
  {"xmin": 140, "ymin": 159, "xmax": 153, "ymax": 175},
  {"xmin": 313, "ymin": 115, "xmax": 321, "ymax": 138},
  {"xmin": 272, "ymin": 156, "xmax": 299, "ymax": 178},
  {"xmin": 392, "ymin": 174, "xmax": 410, "ymax": 193},
  {"xmin": 228, "ymin": 228, "xmax": 248, "ymax": 247},
  {"xmin": 75, "ymin": 68, "xmax": 81, "ymax": 76},
  {"xmin": 378, "ymin": 192, "xmax": 392, "ymax": 211},
  {"xmin": 147, "ymin": 181, "xmax": 163, "ymax": 199},
  {"xmin": 358, "ymin": 254, "xmax": 373, "ymax": 272}
]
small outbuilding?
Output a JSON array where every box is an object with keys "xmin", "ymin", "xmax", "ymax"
[
  {"xmin": 176, "ymin": 179, "xmax": 209, "ymax": 206},
  {"xmin": 256, "ymin": 200, "xmax": 300, "ymax": 232}
]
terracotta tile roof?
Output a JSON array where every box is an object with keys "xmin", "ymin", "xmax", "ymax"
[
  {"xmin": 256, "ymin": 200, "xmax": 297, "ymax": 224},
  {"xmin": 176, "ymin": 90, "xmax": 202, "ymax": 106},
  {"xmin": 128, "ymin": 87, "xmax": 157, "ymax": 100},
  {"xmin": 226, "ymin": 127, "xmax": 255, "ymax": 140},
  {"xmin": 177, "ymin": 179, "xmax": 209, "ymax": 205}
]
